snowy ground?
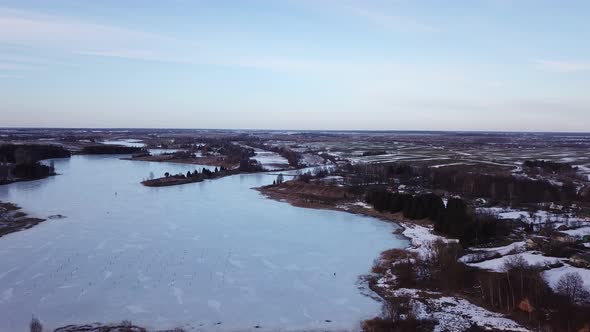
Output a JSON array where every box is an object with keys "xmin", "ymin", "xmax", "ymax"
[
  {"xmin": 480, "ymin": 207, "xmax": 590, "ymax": 228},
  {"xmin": 391, "ymin": 288, "xmax": 529, "ymax": 332},
  {"xmin": 543, "ymin": 264, "xmax": 590, "ymax": 291},
  {"xmin": 318, "ymin": 176, "xmax": 344, "ymax": 186},
  {"xmin": 459, "ymin": 242, "xmax": 526, "ymax": 264},
  {"xmin": 477, "ymin": 242, "xmax": 527, "ymax": 255},
  {"xmin": 561, "ymin": 226, "xmax": 590, "ymax": 237},
  {"xmin": 468, "ymin": 252, "xmax": 562, "ymax": 272},
  {"xmin": 400, "ymin": 223, "xmax": 458, "ymax": 258},
  {"xmin": 575, "ymin": 164, "xmax": 590, "ymax": 180},
  {"xmin": 460, "ymin": 240, "xmax": 590, "ymax": 296},
  {"xmin": 430, "ymin": 162, "xmax": 474, "ymax": 168},
  {"xmin": 300, "ymin": 153, "xmax": 327, "ymax": 167}
]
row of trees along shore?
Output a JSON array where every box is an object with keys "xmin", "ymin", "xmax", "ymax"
[
  {"xmin": 337, "ymin": 162, "xmax": 588, "ymax": 204},
  {"xmin": 365, "ymin": 189, "xmax": 511, "ymax": 246},
  {"xmin": 0, "ymin": 144, "xmax": 71, "ymax": 181}
]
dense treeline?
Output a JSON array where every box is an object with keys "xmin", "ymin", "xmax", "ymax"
[
  {"xmin": 339, "ymin": 162, "xmax": 581, "ymax": 205},
  {"xmin": 142, "ymin": 166, "xmax": 234, "ymax": 187},
  {"xmin": 13, "ymin": 163, "xmax": 55, "ymax": 179},
  {"xmin": 477, "ymin": 266, "xmax": 590, "ymax": 330},
  {"xmin": 195, "ymin": 138, "xmax": 302, "ymax": 168},
  {"xmin": 366, "ymin": 190, "xmax": 445, "ymax": 220},
  {"xmin": 0, "ymin": 144, "xmax": 68, "ymax": 182},
  {"xmin": 238, "ymin": 158, "xmax": 265, "ymax": 172},
  {"xmin": 366, "ymin": 189, "xmax": 511, "ymax": 246},
  {"xmin": 215, "ymin": 142, "xmax": 255, "ymax": 164},
  {"xmin": 0, "ymin": 144, "xmax": 70, "ymax": 164},
  {"xmin": 81, "ymin": 145, "xmax": 146, "ymax": 154},
  {"xmin": 430, "ymin": 169, "xmax": 577, "ymax": 204},
  {"xmin": 523, "ymin": 159, "xmax": 577, "ymax": 174},
  {"xmin": 145, "ymin": 135, "xmax": 255, "ymax": 150},
  {"xmin": 276, "ymin": 147, "xmax": 301, "ymax": 167},
  {"xmin": 205, "ymin": 142, "xmax": 264, "ymax": 172},
  {"xmin": 437, "ymin": 200, "xmax": 512, "ymax": 246},
  {"xmin": 362, "ymin": 150, "xmax": 387, "ymax": 156}
]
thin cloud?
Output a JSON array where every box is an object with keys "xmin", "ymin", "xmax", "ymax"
[
  {"xmin": 345, "ymin": 5, "xmax": 437, "ymax": 33},
  {"xmin": 0, "ymin": 5, "xmax": 433, "ymax": 73},
  {"xmin": 0, "ymin": 73, "xmax": 23, "ymax": 78},
  {"xmin": 0, "ymin": 8, "xmax": 170, "ymax": 52},
  {"xmin": 78, "ymin": 50, "xmax": 323, "ymax": 71},
  {"xmin": 534, "ymin": 59, "xmax": 590, "ymax": 73},
  {"xmin": 287, "ymin": 0, "xmax": 437, "ymax": 33},
  {"xmin": 77, "ymin": 50, "xmax": 195, "ymax": 64},
  {"xmin": 0, "ymin": 62, "xmax": 32, "ymax": 70}
]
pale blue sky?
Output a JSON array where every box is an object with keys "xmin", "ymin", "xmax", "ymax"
[{"xmin": 0, "ymin": 0, "xmax": 589, "ymax": 131}]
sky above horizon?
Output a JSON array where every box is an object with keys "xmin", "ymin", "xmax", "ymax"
[{"xmin": 0, "ymin": 1, "xmax": 589, "ymax": 132}]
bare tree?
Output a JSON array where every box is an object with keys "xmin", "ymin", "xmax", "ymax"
[{"xmin": 557, "ymin": 272, "xmax": 589, "ymax": 304}]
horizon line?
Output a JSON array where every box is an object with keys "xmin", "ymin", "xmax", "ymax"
[{"xmin": 1, "ymin": 126, "xmax": 590, "ymax": 135}]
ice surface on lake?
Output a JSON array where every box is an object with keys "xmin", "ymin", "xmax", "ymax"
[{"xmin": 0, "ymin": 156, "xmax": 406, "ymax": 331}]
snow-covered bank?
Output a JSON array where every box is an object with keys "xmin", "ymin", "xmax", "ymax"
[
  {"xmin": 372, "ymin": 220, "xmax": 528, "ymax": 331},
  {"xmin": 400, "ymin": 223, "xmax": 457, "ymax": 258}
]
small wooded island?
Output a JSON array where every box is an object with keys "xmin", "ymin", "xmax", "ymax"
[
  {"xmin": 139, "ymin": 142, "xmax": 270, "ymax": 187},
  {"xmin": 141, "ymin": 166, "xmax": 237, "ymax": 187}
]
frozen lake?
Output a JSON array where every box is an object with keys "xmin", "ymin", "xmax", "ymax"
[{"xmin": 0, "ymin": 155, "xmax": 406, "ymax": 331}]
